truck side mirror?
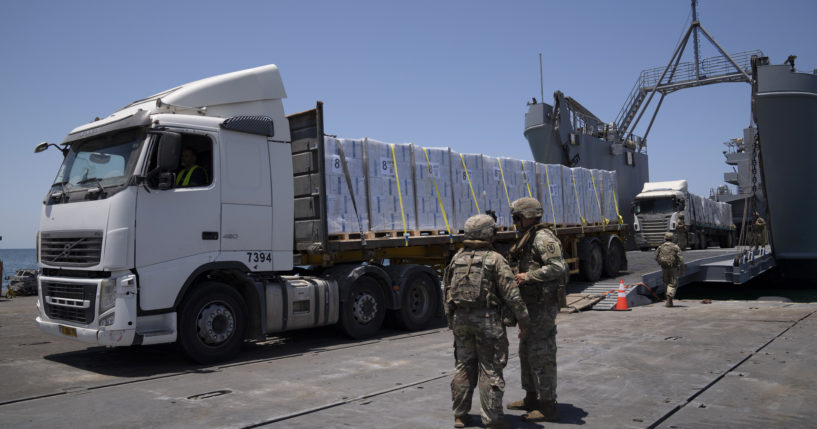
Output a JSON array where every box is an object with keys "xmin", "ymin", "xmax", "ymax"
[{"xmin": 156, "ymin": 132, "xmax": 181, "ymax": 172}]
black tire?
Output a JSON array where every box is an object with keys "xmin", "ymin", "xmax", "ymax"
[
  {"xmin": 603, "ymin": 238, "xmax": 625, "ymax": 278},
  {"xmin": 340, "ymin": 276, "xmax": 386, "ymax": 339},
  {"xmin": 394, "ymin": 273, "xmax": 437, "ymax": 331},
  {"xmin": 178, "ymin": 281, "xmax": 247, "ymax": 364},
  {"xmin": 580, "ymin": 241, "xmax": 603, "ymax": 282}
]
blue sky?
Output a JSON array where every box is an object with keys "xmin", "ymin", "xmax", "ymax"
[{"xmin": 1, "ymin": 0, "xmax": 814, "ymax": 248}]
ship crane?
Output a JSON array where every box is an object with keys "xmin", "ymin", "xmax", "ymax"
[{"xmin": 615, "ymin": 0, "xmax": 762, "ymax": 148}]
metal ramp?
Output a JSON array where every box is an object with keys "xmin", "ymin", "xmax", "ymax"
[{"xmin": 563, "ymin": 248, "xmax": 776, "ymax": 311}]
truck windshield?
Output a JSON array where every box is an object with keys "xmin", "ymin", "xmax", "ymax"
[
  {"xmin": 51, "ymin": 127, "xmax": 146, "ymax": 194},
  {"xmin": 635, "ymin": 198, "xmax": 675, "ymax": 214}
]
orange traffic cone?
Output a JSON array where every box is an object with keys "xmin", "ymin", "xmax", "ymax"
[{"xmin": 614, "ymin": 279, "xmax": 630, "ymax": 311}]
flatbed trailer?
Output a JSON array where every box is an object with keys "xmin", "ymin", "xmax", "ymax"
[{"xmin": 290, "ymin": 103, "xmax": 629, "ymax": 281}]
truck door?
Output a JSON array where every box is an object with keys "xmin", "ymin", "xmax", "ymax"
[{"xmin": 135, "ymin": 131, "xmax": 220, "ymax": 311}]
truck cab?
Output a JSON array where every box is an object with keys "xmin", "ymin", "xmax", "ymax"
[
  {"xmin": 632, "ymin": 180, "xmax": 688, "ymax": 249},
  {"xmin": 36, "ymin": 65, "xmax": 297, "ymax": 356}
]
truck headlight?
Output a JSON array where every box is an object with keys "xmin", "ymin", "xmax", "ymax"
[
  {"xmin": 100, "ymin": 279, "xmax": 116, "ymax": 313},
  {"xmin": 99, "ymin": 313, "xmax": 115, "ymax": 327}
]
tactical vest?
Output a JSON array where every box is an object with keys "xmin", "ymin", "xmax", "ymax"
[
  {"xmin": 447, "ymin": 249, "xmax": 499, "ymax": 308},
  {"xmin": 656, "ymin": 243, "xmax": 677, "ymax": 268}
]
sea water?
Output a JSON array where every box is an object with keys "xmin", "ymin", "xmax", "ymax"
[{"xmin": 0, "ymin": 249, "xmax": 37, "ymax": 294}]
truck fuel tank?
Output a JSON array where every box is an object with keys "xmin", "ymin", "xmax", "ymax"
[{"xmin": 265, "ymin": 276, "xmax": 339, "ymax": 333}]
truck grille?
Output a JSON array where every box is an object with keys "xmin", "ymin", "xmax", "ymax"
[
  {"xmin": 640, "ymin": 217, "xmax": 670, "ymax": 245},
  {"xmin": 42, "ymin": 281, "xmax": 97, "ymax": 324},
  {"xmin": 40, "ymin": 231, "xmax": 103, "ymax": 267}
]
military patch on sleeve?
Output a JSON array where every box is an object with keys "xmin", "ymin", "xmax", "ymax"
[{"xmin": 547, "ymin": 243, "xmax": 555, "ymax": 254}]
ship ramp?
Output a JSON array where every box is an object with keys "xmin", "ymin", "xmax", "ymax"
[{"xmin": 565, "ymin": 246, "xmax": 775, "ymax": 311}]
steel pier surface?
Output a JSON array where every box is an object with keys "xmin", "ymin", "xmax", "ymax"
[{"xmin": 1, "ymin": 295, "xmax": 814, "ymax": 428}]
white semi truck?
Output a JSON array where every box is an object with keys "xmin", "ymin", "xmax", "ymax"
[
  {"xmin": 34, "ymin": 65, "xmax": 628, "ymax": 363},
  {"xmin": 632, "ymin": 180, "xmax": 734, "ymax": 250}
]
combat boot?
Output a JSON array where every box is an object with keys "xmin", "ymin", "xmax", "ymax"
[
  {"xmin": 522, "ymin": 399, "xmax": 560, "ymax": 423},
  {"xmin": 453, "ymin": 414, "xmax": 470, "ymax": 428},
  {"xmin": 666, "ymin": 298, "xmax": 673, "ymax": 307},
  {"xmin": 507, "ymin": 391, "xmax": 538, "ymax": 411}
]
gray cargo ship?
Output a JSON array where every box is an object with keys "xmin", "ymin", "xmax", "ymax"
[
  {"xmin": 524, "ymin": 1, "xmax": 758, "ymax": 248},
  {"xmin": 523, "ymin": 94, "xmax": 649, "ymax": 245},
  {"xmin": 712, "ymin": 126, "xmax": 767, "ymax": 230},
  {"xmin": 751, "ymin": 55, "xmax": 817, "ymax": 280}
]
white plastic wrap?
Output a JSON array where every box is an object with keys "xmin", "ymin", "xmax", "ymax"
[
  {"xmin": 494, "ymin": 158, "xmax": 539, "ymax": 228},
  {"xmin": 365, "ymin": 139, "xmax": 417, "ymax": 232},
  {"xmin": 536, "ymin": 163, "xmax": 564, "ymax": 226},
  {"xmin": 600, "ymin": 170, "xmax": 621, "ymax": 224},
  {"xmin": 324, "ymin": 137, "xmax": 369, "ymax": 235},
  {"xmin": 414, "ymin": 146, "xmax": 455, "ymax": 233},
  {"xmin": 323, "ymin": 138, "xmax": 622, "ymax": 235},
  {"xmin": 561, "ymin": 166, "xmax": 584, "ymax": 226},
  {"xmin": 481, "ymin": 156, "xmax": 511, "ymax": 227},
  {"xmin": 451, "ymin": 152, "xmax": 485, "ymax": 231}
]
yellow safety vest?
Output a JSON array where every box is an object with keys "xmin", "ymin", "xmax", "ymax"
[{"xmin": 176, "ymin": 165, "xmax": 207, "ymax": 187}]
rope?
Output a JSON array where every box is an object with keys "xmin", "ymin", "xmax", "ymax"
[
  {"xmin": 423, "ymin": 148, "xmax": 453, "ymax": 242},
  {"xmin": 570, "ymin": 169, "xmax": 586, "ymax": 233},
  {"xmin": 544, "ymin": 165, "xmax": 557, "ymax": 230},
  {"xmin": 390, "ymin": 144, "xmax": 409, "ymax": 247},
  {"xmin": 459, "ymin": 153, "xmax": 481, "ymax": 213}
]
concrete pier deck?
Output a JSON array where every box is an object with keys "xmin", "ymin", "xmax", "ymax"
[{"xmin": 1, "ymin": 293, "xmax": 814, "ymax": 428}]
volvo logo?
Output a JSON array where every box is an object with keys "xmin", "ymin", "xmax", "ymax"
[{"xmin": 51, "ymin": 238, "xmax": 85, "ymax": 262}]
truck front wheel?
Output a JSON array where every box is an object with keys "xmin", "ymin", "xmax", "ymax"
[
  {"xmin": 178, "ymin": 281, "xmax": 247, "ymax": 364},
  {"xmin": 340, "ymin": 276, "xmax": 385, "ymax": 339}
]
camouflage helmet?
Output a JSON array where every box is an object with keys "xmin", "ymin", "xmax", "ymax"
[
  {"xmin": 665, "ymin": 232, "xmax": 675, "ymax": 241},
  {"xmin": 510, "ymin": 197, "xmax": 544, "ymax": 219},
  {"xmin": 678, "ymin": 213, "xmax": 684, "ymax": 219},
  {"xmin": 464, "ymin": 214, "xmax": 497, "ymax": 240}
]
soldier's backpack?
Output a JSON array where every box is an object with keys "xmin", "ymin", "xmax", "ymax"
[
  {"xmin": 448, "ymin": 250, "xmax": 494, "ymax": 307},
  {"xmin": 656, "ymin": 243, "xmax": 676, "ymax": 269}
]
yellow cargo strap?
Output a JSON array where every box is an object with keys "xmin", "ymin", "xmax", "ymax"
[
  {"xmin": 390, "ymin": 144, "xmax": 409, "ymax": 246},
  {"xmin": 459, "ymin": 153, "xmax": 481, "ymax": 214},
  {"xmin": 423, "ymin": 148, "xmax": 453, "ymax": 242},
  {"xmin": 590, "ymin": 171, "xmax": 608, "ymax": 225},
  {"xmin": 611, "ymin": 183, "xmax": 624, "ymax": 227},
  {"xmin": 570, "ymin": 169, "xmax": 586, "ymax": 233},
  {"xmin": 543, "ymin": 165, "xmax": 557, "ymax": 231},
  {"xmin": 496, "ymin": 159, "xmax": 517, "ymax": 236},
  {"xmin": 521, "ymin": 162, "xmax": 533, "ymax": 198}
]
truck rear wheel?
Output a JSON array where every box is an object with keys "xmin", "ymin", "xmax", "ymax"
[
  {"xmin": 178, "ymin": 281, "xmax": 247, "ymax": 364},
  {"xmin": 340, "ymin": 276, "xmax": 385, "ymax": 339},
  {"xmin": 603, "ymin": 238, "xmax": 625, "ymax": 278},
  {"xmin": 580, "ymin": 240, "xmax": 603, "ymax": 282},
  {"xmin": 394, "ymin": 272, "xmax": 437, "ymax": 331}
]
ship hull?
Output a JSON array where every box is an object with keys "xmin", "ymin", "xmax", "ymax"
[
  {"xmin": 524, "ymin": 102, "xmax": 649, "ymax": 247},
  {"xmin": 753, "ymin": 63, "xmax": 817, "ymax": 280}
]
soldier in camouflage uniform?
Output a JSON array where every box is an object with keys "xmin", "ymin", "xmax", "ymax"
[
  {"xmin": 751, "ymin": 211, "xmax": 767, "ymax": 250},
  {"xmin": 655, "ymin": 232, "xmax": 685, "ymax": 307},
  {"xmin": 506, "ymin": 197, "xmax": 568, "ymax": 423},
  {"xmin": 675, "ymin": 213, "xmax": 688, "ymax": 250},
  {"xmin": 445, "ymin": 214, "xmax": 531, "ymax": 429}
]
